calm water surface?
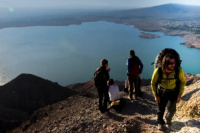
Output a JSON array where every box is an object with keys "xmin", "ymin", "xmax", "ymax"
[{"xmin": 0, "ymin": 21, "xmax": 199, "ymax": 86}]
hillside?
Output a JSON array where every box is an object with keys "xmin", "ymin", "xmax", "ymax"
[
  {"xmin": 9, "ymin": 74, "xmax": 200, "ymax": 133},
  {"xmin": 9, "ymin": 86, "xmax": 158, "ymax": 133},
  {"xmin": 0, "ymin": 74, "xmax": 76, "ymax": 132}
]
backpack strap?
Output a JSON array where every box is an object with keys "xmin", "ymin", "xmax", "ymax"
[
  {"xmin": 157, "ymin": 67, "xmax": 180, "ymax": 91},
  {"xmin": 155, "ymin": 67, "xmax": 162, "ymax": 96},
  {"xmin": 157, "ymin": 67, "xmax": 163, "ymax": 84},
  {"xmin": 175, "ymin": 67, "xmax": 180, "ymax": 90},
  {"xmin": 158, "ymin": 67, "xmax": 180, "ymax": 83}
]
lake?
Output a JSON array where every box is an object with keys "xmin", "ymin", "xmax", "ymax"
[{"xmin": 0, "ymin": 21, "xmax": 199, "ymax": 86}]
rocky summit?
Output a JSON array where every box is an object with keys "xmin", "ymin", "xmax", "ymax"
[{"xmin": 0, "ymin": 73, "xmax": 200, "ymax": 133}]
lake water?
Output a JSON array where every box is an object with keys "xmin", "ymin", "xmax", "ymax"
[{"xmin": 0, "ymin": 21, "xmax": 199, "ymax": 86}]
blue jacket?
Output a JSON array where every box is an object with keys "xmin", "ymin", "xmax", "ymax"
[{"xmin": 126, "ymin": 56, "xmax": 143, "ymax": 76}]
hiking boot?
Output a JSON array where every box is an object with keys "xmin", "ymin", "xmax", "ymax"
[
  {"xmin": 104, "ymin": 108, "xmax": 109, "ymax": 112},
  {"xmin": 100, "ymin": 108, "xmax": 106, "ymax": 113},
  {"xmin": 166, "ymin": 123, "xmax": 172, "ymax": 129},
  {"xmin": 129, "ymin": 96, "xmax": 133, "ymax": 100},
  {"xmin": 123, "ymin": 88, "xmax": 129, "ymax": 94},
  {"xmin": 138, "ymin": 91, "xmax": 143, "ymax": 96},
  {"xmin": 134, "ymin": 95, "xmax": 138, "ymax": 100},
  {"xmin": 157, "ymin": 124, "xmax": 164, "ymax": 130}
]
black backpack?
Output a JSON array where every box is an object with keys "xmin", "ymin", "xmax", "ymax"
[
  {"xmin": 94, "ymin": 69, "xmax": 105, "ymax": 87},
  {"xmin": 153, "ymin": 48, "xmax": 181, "ymax": 69}
]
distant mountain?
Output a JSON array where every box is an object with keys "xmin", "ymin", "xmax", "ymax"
[
  {"xmin": 1, "ymin": 3, "xmax": 200, "ymax": 29},
  {"xmin": 141, "ymin": 3, "xmax": 200, "ymax": 14},
  {"xmin": 0, "ymin": 74, "xmax": 76, "ymax": 132},
  {"xmin": 111, "ymin": 3, "xmax": 200, "ymax": 19}
]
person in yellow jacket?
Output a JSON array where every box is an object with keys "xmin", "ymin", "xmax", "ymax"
[{"xmin": 151, "ymin": 54, "xmax": 186, "ymax": 130}]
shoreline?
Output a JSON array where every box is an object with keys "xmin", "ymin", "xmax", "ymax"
[
  {"xmin": 0, "ymin": 20, "xmax": 200, "ymax": 49},
  {"xmin": 130, "ymin": 22, "xmax": 200, "ymax": 49},
  {"xmin": 161, "ymin": 29, "xmax": 200, "ymax": 49}
]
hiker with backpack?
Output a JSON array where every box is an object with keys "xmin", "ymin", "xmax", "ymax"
[
  {"xmin": 94, "ymin": 59, "xmax": 110, "ymax": 113},
  {"xmin": 151, "ymin": 53, "xmax": 186, "ymax": 130},
  {"xmin": 126, "ymin": 50, "xmax": 143, "ymax": 100}
]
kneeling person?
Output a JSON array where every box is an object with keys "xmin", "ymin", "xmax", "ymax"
[{"xmin": 108, "ymin": 79, "xmax": 124, "ymax": 111}]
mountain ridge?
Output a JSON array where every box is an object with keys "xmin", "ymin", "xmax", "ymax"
[{"xmin": 110, "ymin": 3, "xmax": 200, "ymax": 19}]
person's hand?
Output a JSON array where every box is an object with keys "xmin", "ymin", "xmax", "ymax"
[
  {"xmin": 107, "ymin": 80, "xmax": 109, "ymax": 86},
  {"xmin": 177, "ymin": 95, "xmax": 181, "ymax": 102},
  {"xmin": 155, "ymin": 96, "xmax": 160, "ymax": 103},
  {"xmin": 107, "ymin": 67, "xmax": 111, "ymax": 72}
]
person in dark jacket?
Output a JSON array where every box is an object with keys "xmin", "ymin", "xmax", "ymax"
[
  {"xmin": 96, "ymin": 59, "xmax": 110, "ymax": 113},
  {"xmin": 126, "ymin": 50, "xmax": 143, "ymax": 100}
]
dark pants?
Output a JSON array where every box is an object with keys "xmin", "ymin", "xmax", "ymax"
[
  {"xmin": 111, "ymin": 98, "xmax": 125, "ymax": 112},
  {"xmin": 97, "ymin": 86, "xmax": 109, "ymax": 112},
  {"xmin": 128, "ymin": 75, "xmax": 140, "ymax": 99},
  {"xmin": 157, "ymin": 89, "xmax": 179, "ymax": 125}
]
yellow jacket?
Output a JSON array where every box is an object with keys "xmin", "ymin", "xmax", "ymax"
[{"xmin": 151, "ymin": 67, "xmax": 186, "ymax": 97}]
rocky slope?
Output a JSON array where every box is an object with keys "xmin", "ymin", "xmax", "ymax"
[
  {"xmin": 7, "ymin": 74, "xmax": 200, "ymax": 133},
  {"xmin": 173, "ymin": 79, "xmax": 200, "ymax": 133},
  {"xmin": 9, "ymin": 87, "xmax": 156, "ymax": 133}
]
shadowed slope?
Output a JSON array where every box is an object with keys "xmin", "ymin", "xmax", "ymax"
[{"xmin": 0, "ymin": 73, "xmax": 76, "ymax": 132}]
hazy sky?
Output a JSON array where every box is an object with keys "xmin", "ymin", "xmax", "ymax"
[{"xmin": 1, "ymin": 0, "xmax": 200, "ymax": 9}]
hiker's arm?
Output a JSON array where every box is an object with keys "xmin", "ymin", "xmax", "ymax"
[
  {"xmin": 105, "ymin": 70, "xmax": 110, "ymax": 81},
  {"xmin": 151, "ymin": 68, "xmax": 159, "ymax": 97},
  {"xmin": 126, "ymin": 58, "xmax": 131, "ymax": 74},
  {"xmin": 178, "ymin": 68, "xmax": 186, "ymax": 97},
  {"xmin": 138, "ymin": 58, "xmax": 143, "ymax": 74}
]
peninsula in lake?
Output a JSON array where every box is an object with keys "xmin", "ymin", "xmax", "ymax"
[
  {"xmin": 1, "ymin": 4, "xmax": 200, "ymax": 49},
  {"xmin": 139, "ymin": 32, "xmax": 160, "ymax": 39}
]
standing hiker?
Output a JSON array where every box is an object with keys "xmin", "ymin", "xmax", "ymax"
[
  {"xmin": 126, "ymin": 50, "xmax": 143, "ymax": 100},
  {"xmin": 151, "ymin": 54, "xmax": 186, "ymax": 130},
  {"xmin": 94, "ymin": 59, "xmax": 110, "ymax": 113}
]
